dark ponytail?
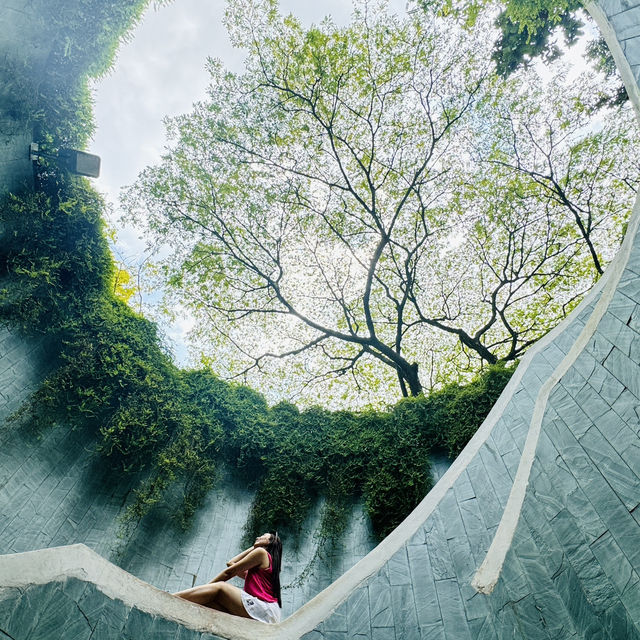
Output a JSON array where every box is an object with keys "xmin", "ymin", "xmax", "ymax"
[{"xmin": 266, "ymin": 532, "xmax": 282, "ymax": 608}]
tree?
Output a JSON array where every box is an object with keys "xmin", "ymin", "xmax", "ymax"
[
  {"xmin": 434, "ymin": 72, "xmax": 638, "ymax": 368},
  {"xmin": 125, "ymin": 0, "xmax": 492, "ymax": 399},
  {"xmin": 124, "ymin": 0, "xmax": 638, "ymax": 404},
  {"xmin": 482, "ymin": 77, "xmax": 637, "ymax": 277},
  {"xmin": 483, "ymin": 0, "xmax": 628, "ymax": 108},
  {"xmin": 490, "ymin": 0, "xmax": 583, "ymax": 77}
]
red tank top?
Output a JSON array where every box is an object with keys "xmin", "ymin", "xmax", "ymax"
[{"xmin": 244, "ymin": 551, "xmax": 278, "ymax": 603}]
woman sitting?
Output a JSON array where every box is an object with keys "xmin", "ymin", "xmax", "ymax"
[{"xmin": 173, "ymin": 531, "xmax": 282, "ymax": 624}]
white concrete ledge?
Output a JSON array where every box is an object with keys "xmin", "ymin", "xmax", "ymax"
[
  {"xmin": 0, "ymin": 544, "xmax": 281, "ymax": 640},
  {"xmin": 470, "ymin": 0, "xmax": 640, "ymax": 594}
]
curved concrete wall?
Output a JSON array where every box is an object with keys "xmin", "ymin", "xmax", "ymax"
[
  {"xmin": 0, "ymin": 0, "xmax": 58, "ymax": 196},
  {"xmin": 0, "ymin": 328, "xmax": 454, "ymax": 620},
  {"xmin": 0, "ymin": 0, "xmax": 391, "ymax": 621},
  {"xmin": 0, "ymin": 344, "xmax": 383, "ymax": 616},
  {"xmin": 1, "ymin": 0, "xmax": 640, "ymax": 638}
]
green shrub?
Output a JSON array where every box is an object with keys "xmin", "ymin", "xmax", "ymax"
[
  {"xmin": 238, "ymin": 366, "xmax": 513, "ymax": 542},
  {"xmin": 0, "ymin": 0, "xmax": 515, "ymax": 546},
  {"xmin": 434, "ymin": 364, "xmax": 515, "ymax": 457},
  {"xmin": 1, "ymin": 170, "xmax": 514, "ymax": 541},
  {"xmin": 0, "ymin": 177, "xmax": 112, "ymax": 334}
]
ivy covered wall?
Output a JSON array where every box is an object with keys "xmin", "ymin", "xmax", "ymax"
[{"xmin": 0, "ymin": 0, "xmax": 512, "ymax": 620}]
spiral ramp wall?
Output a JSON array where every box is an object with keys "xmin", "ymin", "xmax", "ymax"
[{"xmin": 2, "ymin": 0, "xmax": 640, "ymax": 638}]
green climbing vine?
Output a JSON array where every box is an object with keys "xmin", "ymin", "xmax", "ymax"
[
  {"xmin": 0, "ymin": 0, "xmax": 515, "ymax": 548},
  {"xmin": 1, "ymin": 170, "xmax": 514, "ymax": 541}
]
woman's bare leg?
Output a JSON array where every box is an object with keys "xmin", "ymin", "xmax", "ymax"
[
  {"xmin": 211, "ymin": 583, "xmax": 251, "ymax": 618},
  {"xmin": 173, "ymin": 584, "xmax": 226, "ymax": 611},
  {"xmin": 173, "ymin": 583, "xmax": 251, "ymax": 618}
]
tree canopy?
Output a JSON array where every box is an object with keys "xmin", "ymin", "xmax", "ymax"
[
  {"xmin": 487, "ymin": 0, "xmax": 628, "ymax": 108},
  {"xmin": 124, "ymin": 0, "xmax": 639, "ymax": 406}
]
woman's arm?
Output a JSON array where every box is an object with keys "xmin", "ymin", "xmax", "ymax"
[
  {"xmin": 209, "ymin": 548, "xmax": 269, "ymax": 583},
  {"xmin": 227, "ymin": 545, "xmax": 255, "ymax": 566},
  {"xmin": 225, "ymin": 545, "xmax": 256, "ymax": 579}
]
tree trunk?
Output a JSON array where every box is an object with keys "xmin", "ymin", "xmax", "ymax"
[
  {"xmin": 458, "ymin": 332, "xmax": 498, "ymax": 365},
  {"xmin": 397, "ymin": 372, "xmax": 409, "ymax": 397},
  {"xmin": 398, "ymin": 362, "xmax": 422, "ymax": 397}
]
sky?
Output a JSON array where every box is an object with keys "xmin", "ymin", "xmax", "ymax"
[{"xmin": 91, "ymin": 0, "xmax": 407, "ymax": 366}]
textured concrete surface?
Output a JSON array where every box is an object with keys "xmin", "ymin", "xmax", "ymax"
[
  {"xmin": 0, "ymin": 0, "xmax": 56, "ymax": 195},
  {"xmin": 0, "ymin": 394, "xmax": 379, "ymax": 618},
  {"xmin": 0, "ymin": 579, "xmax": 229, "ymax": 640},
  {"xmin": 0, "ymin": 329, "xmax": 50, "ymax": 424},
  {"xmin": 1, "ymin": 0, "xmax": 640, "ymax": 638},
  {"xmin": 0, "ymin": 545, "xmax": 241, "ymax": 640}
]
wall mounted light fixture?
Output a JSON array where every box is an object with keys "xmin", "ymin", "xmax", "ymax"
[{"xmin": 29, "ymin": 142, "xmax": 101, "ymax": 178}]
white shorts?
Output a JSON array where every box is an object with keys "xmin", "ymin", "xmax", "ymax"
[{"xmin": 241, "ymin": 590, "xmax": 281, "ymax": 624}]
